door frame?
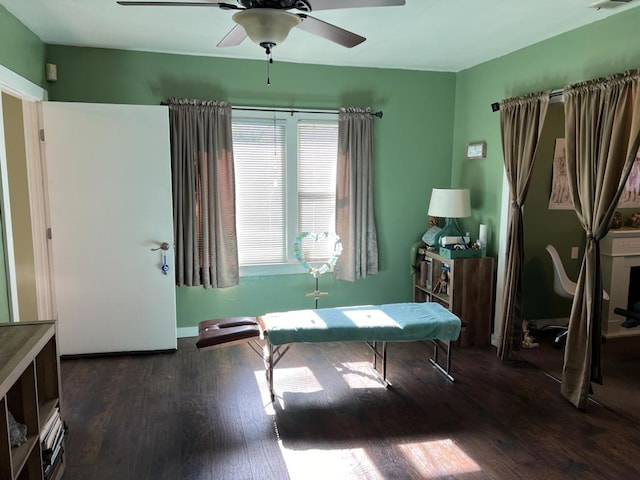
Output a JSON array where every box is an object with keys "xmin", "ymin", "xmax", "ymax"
[
  {"xmin": 492, "ymin": 170, "xmax": 509, "ymax": 346},
  {"xmin": 0, "ymin": 64, "xmax": 53, "ymax": 321}
]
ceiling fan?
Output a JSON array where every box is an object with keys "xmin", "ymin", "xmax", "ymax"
[{"xmin": 117, "ymin": 0, "xmax": 406, "ymax": 56}]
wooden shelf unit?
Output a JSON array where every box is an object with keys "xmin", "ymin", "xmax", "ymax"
[
  {"xmin": 414, "ymin": 249, "xmax": 494, "ymax": 347},
  {"xmin": 0, "ymin": 321, "xmax": 65, "ymax": 480}
]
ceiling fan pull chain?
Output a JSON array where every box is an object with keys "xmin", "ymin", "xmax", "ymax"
[{"xmin": 266, "ymin": 51, "xmax": 273, "ymax": 86}]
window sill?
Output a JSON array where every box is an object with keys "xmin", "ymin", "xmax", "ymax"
[{"xmin": 240, "ymin": 263, "xmax": 310, "ymax": 277}]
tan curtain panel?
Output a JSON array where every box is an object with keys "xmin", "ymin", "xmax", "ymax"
[
  {"xmin": 334, "ymin": 107, "xmax": 379, "ymax": 281},
  {"xmin": 562, "ymin": 70, "xmax": 640, "ymax": 409},
  {"xmin": 167, "ymin": 98, "xmax": 239, "ymax": 288},
  {"xmin": 497, "ymin": 92, "xmax": 550, "ymax": 361}
]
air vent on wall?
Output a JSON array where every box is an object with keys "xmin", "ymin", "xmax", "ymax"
[{"xmin": 590, "ymin": 0, "xmax": 633, "ymax": 9}]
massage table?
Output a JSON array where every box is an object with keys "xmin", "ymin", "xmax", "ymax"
[{"xmin": 197, "ymin": 302, "xmax": 461, "ymax": 399}]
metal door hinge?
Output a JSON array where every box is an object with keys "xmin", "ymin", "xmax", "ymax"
[
  {"xmin": 39, "ymin": 129, "xmax": 45, "ymax": 142},
  {"xmin": 47, "ymin": 227, "xmax": 52, "ymax": 239}
]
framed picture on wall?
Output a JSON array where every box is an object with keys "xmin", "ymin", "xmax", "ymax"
[
  {"xmin": 618, "ymin": 150, "xmax": 640, "ymax": 208},
  {"xmin": 549, "ymin": 139, "xmax": 640, "ymax": 210},
  {"xmin": 466, "ymin": 141, "xmax": 486, "ymax": 159},
  {"xmin": 548, "ymin": 138, "xmax": 573, "ymax": 210}
]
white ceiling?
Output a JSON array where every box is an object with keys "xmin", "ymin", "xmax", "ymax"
[{"xmin": 1, "ymin": 0, "xmax": 638, "ymax": 72}]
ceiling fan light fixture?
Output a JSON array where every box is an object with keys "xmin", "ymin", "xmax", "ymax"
[{"xmin": 233, "ymin": 9, "xmax": 300, "ymax": 48}]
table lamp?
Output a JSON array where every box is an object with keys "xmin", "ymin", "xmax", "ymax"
[{"xmin": 427, "ymin": 188, "xmax": 471, "ymax": 247}]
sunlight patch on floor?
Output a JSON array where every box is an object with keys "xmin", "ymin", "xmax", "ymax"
[
  {"xmin": 279, "ymin": 446, "xmax": 385, "ymax": 480},
  {"xmin": 274, "ymin": 366, "xmax": 323, "ymax": 393},
  {"xmin": 335, "ymin": 361, "xmax": 387, "ymax": 389},
  {"xmin": 255, "ymin": 367, "xmax": 323, "ymax": 411},
  {"xmin": 397, "ymin": 439, "xmax": 482, "ymax": 477},
  {"xmin": 255, "ymin": 360, "xmax": 385, "ymax": 407},
  {"xmin": 277, "ymin": 438, "xmax": 481, "ymax": 479}
]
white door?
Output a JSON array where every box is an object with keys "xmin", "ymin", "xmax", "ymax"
[{"xmin": 41, "ymin": 102, "xmax": 177, "ymax": 355}]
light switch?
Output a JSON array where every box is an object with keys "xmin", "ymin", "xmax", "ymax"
[{"xmin": 571, "ymin": 247, "xmax": 579, "ymax": 259}]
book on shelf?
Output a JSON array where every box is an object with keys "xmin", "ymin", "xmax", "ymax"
[
  {"xmin": 43, "ymin": 421, "xmax": 66, "ymax": 479},
  {"xmin": 418, "ymin": 259, "xmax": 432, "ymax": 289},
  {"xmin": 43, "ymin": 415, "xmax": 63, "ymax": 451},
  {"xmin": 40, "ymin": 407, "xmax": 60, "ymax": 442},
  {"xmin": 43, "ymin": 442, "xmax": 63, "ymax": 466},
  {"xmin": 43, "ymin": 423, "xmax": 65, "ymax": 460},
  {"xmin": 42, "ymin": 422, "xmax": 67, "ymax": 459},
  {"xmin": 44, "ymin": 445, "xmax": 64, "ymax": 480}
]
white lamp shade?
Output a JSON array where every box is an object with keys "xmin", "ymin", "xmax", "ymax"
[
  {"xmin": 428, "ymin": 188, "xmax": 471, "ymax": 218},
  {"xmin": 233, "ymin": 9, "xmax": 300, "ymax": 46}
]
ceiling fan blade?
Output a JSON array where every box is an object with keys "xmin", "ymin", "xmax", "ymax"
[
  {"xmin": 305, "ymin": 0, "xmax": 405, "ymax": 12},
  {"xmin": 217, "ymin": 24, "xmax": 247, "ymax": 47},
  {"xmin": 296, "ymin": 15, "xmax": 365, "ymax": 48},
  {"xmin": 117, "ymin": 1, "xmax": 239, "ymax": 8}
]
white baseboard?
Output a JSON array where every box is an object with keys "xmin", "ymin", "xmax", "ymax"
[{"xmin": 177, "ymin": 326, "xmax": 198, "ymax": 338}]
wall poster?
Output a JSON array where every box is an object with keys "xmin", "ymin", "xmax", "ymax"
[
  {"xmin": 548, "ymin": 138, "xmax": 572, "ymax": 210},
  {"xmin": 548, "ymin": 138, "xmax": 640, "ymax": 210},
  {"xmin": 619, "ymin": 152, "xmax": 640, "ymax": 208}
]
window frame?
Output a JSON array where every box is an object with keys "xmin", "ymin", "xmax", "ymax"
[{"xmin": 233, "ymin": 109, "xmax": 339, "ymax": 277}]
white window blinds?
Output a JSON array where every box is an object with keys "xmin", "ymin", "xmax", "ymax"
[
  {"xmin": 297, "ymin": 121, "xmax": 338, "ymax": 262},
  {"xmin": 233, "ymin": 118, "xmax": 286, "ymax": 265},
  {"xmin": 233, "ymin": 113, "xmax": 338, "ymax": 271}
]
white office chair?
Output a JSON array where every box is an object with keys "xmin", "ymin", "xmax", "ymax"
[{"xmin": 545, "ymin": 244, "xmax": 609, "ymax": 347}]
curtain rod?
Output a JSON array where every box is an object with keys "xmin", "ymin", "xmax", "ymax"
[
  {"xmin": 490, "ymin": 89, "xmax": 563, "ymax": 112},
  {"xmin": 232, "ymin": 106, "xmax": 384, "ymax": 118},
  {"xmin": 161, "ymin": 100, "xmax": 383, "ymax": 118}
]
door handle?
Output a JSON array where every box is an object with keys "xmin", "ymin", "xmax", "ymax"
[{"xmin": 151, "ymin": 242, "xmax": 170, "ymax": 251}]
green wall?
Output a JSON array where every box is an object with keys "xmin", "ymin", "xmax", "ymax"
[
  {"xmin": 452, "ymin": 7, "xmax": 640, "ymax": 321},
  {"xmin": 43, "ymin": 45, "xmax": 456, "ymax": 328},
  {"xmin": 0, "ymin": 6, "xmax": 46, "ymax": 88}
]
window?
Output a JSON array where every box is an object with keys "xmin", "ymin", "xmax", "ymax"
[{"xmin": 232, "ymin": 110, "xmax": 338, "ymax": 276}]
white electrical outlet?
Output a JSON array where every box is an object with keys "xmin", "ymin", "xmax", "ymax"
[{"xmin": 571, "ymin": 247, "xmax": 579, "ymax": 259}]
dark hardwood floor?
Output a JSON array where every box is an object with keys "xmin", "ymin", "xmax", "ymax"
[{"xmin": 60, "ymin": 338, "xmax": 640, "ymax": 479}]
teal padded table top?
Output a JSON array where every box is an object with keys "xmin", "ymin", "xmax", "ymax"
[{"xmin": 258, "ymin": 302, "xmax": 461, "ymax": 346}]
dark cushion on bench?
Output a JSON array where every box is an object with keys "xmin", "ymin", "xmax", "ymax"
[{"xmin": 196, "ymin": 317, "xmax": 260, "ymax": 349}]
